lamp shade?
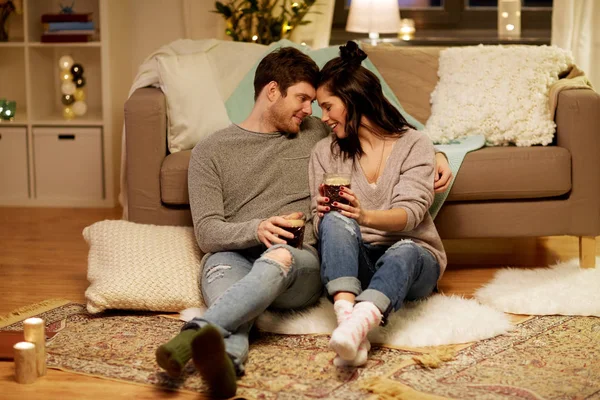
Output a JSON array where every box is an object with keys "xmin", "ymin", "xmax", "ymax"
[{"xmin": 346, "ymin": 0, "xmax": 400, "ymax": 34}]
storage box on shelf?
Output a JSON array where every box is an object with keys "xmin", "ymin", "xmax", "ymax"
[
  {"xmin": 0, "ymin": 127, "xmax": 29, "ymax": 201},
  {"xmin": 33, "ymin": 127, "xmax": 103, "ymax": 203},
  {"xmin": 0, "ymin": 0, "xmax": 112, "ymax": 207}
]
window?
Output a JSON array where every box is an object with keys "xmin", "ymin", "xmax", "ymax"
[{"xmin": 333, "ymin": 0, "xmax": 552, "ymax": 30}]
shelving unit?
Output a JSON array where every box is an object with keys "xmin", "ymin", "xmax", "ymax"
[{"xmin": 0, "ymin": 0, "xmax": 113, "ymax": 207}]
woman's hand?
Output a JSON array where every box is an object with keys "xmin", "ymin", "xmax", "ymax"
[
  {"xmin": 315, "ymin": 184, "xmax": 331, "ymax": 218},
  {"xmin": 334, "ymin": 186, "xmax": 368, "ymax": 225}
]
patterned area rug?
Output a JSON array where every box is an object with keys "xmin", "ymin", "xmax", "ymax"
[{"xmin": 2, "ymin": 301, "xmax": 600, "ymax": 399}]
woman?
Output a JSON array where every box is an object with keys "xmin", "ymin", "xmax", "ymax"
[{"xmin": 309, "ymin": 41, "xmax": 447, "ymax": 367}]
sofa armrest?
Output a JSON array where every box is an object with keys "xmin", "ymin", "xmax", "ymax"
[
  {"xmin": 555, "ymin": 88, "xmax": 600, "ymax": 235},
  {"xmin": 124, "ymin": 87, "xmax": 168, "ymax": 223}
]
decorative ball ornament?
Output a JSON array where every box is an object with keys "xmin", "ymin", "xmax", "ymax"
[
  {"xmin": 72, "ymin": 101, "xmax": 87, "ymax": 116},
  {"xmin": 63, "ymin": 106, "xmax": 75, "ymax": 120},
  {"xmin": 61, "ymin": 94, "xmax": 75, "ymax": 106},
  {"xmin": 74, "ymin": 88, "xmax": 86, "ymax": 101},
  {"xmin": 60, "ymin": 70, "xmax": 73, "ymax": 82},
  {"xmin": 61, "ymin": 81, "xmax": 76, "ymax": 95},
  {"xmin": 58, "ymin": 55, "xmax": 74, "ymax": 71},
  {"xmin": 58, "ymin": 57, "xmax": 87, "ymax": 120},
  {"xmin": 73, "ymin": 76, "xmax": 86, "ymax": 88},
  {"xmin": 70, "ymin": 64, "xmax": 84, "ymax": 78}
]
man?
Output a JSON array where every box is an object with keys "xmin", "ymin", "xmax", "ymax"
[
  {"xmin": 155, "ymin": 46, "xmax": 453, "ymax": 398},
  {"xmin": 155, "ymin": 47, "xmax": 326, "ymax": 398}
]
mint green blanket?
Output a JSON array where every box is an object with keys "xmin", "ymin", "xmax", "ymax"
[{"xmin": 225, "ymin": 40, "xmax": 484, "ymax": 219}]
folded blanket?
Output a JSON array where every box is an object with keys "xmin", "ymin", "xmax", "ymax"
[{"xmin": 548, "ymin": 65, "xmax": 594, "ymax": 118}]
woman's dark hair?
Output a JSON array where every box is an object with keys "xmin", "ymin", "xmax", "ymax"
[
  {"xmin": 319, "ymin": 41, "xmax": 415, "ymax": 160},
  {"xmin": 254, "ymin": 47, "xmax": 319, "ymax": 100}
]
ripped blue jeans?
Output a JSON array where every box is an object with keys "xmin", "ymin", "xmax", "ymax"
[
  {"xmin": 183, "ymin": 244, "xmax": 321, "ymax": 375},
  {"xmin": 319, "ymin": 212, "xmax": 439, "ymax": 319}
]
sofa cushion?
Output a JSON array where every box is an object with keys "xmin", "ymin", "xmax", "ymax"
[
  {"xmin": 365, "ymin": 45, "xmax": 443, "ymax": 125},
  {"xmin": 447, "ymin": 146, "xmax": 571, "ymax": 201},
  {"xmin": 160, "ymin": 147, "xmax": 571, "ymax": 205},
  {"xmin": 161, "ymin": 150, "xmax": 191, "ymax": 205}
]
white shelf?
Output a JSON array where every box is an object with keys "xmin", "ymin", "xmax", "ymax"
[
  {"xmin": 31, "ymin": 110, "xmax": 103, "ymax": 126},
  {"xmin": 0, "ymin": 0, "xmax": 114, "ymax": 208},
  {"xmin": 28, "ymin": 41, "xmax": 102, "ymax": 48},
  {"xmin": 0, "ymin": 41, "xmax": 26, "ymax": 47},
  {"xmin": 0, "ymin": 110, "xmax": 28, "ymax": 125}
]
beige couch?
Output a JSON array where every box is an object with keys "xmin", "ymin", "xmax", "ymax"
[{"xmin": 124, "ymin": 46, "xmax": 599, "ymax": 268}]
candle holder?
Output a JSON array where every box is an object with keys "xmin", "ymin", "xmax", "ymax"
[
  {"xmin": 0, "ymin": 99, "xmax": 16, "ymax": 121},
  {"xmin": 498, "ymin": 0, "xmax": 521, "ymax": 39},
  {"xmin": 398, "ymin": 18, "xmax": 415, "ymax": 41}
]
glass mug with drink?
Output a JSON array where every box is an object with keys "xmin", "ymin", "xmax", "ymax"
[
  {"xmin": 323, "ymin": 173, "xmax": 352, "ymax": 212},
  {"xmin": 282, "ymin": 215, "xmax": 305, "ymax": 249}
]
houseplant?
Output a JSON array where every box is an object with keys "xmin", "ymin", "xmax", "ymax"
[
  {"xmin": 0, "ymin": 0, "xmax": 22, "ymax": 42},
  {"xmin": 214, "ymin": 0, "xmax": 317, "ymax": 45}
]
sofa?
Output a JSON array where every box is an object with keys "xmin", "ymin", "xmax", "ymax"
[{"xmin": 124, "ymin": 46, "xmax": 600, "ymax": 268}]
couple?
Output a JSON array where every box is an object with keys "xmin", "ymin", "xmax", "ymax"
[{"xmin": 155, "ymin": 41, "xmax": 449, "ymax": 398}]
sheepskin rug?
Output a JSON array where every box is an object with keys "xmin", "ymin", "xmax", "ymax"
[
  {"xmin": 475, "ymin": 257, "xmax": 600, "ymax": 317},
  {"xmin": 181, "ymin": 294, "xmax": 513, "ymax": 348}
]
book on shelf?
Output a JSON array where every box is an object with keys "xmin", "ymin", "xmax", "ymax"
[
  {"xmin": 44, "ymin": 21, "xmax": 95, "ymax": 31},
  {"xmin": 41, "ymin": 34, "xmax": 92, "ymax": 43},
  {"xmin": 41, "ymin": 13, "xmax": 93, "ymax": 23},
  {"xmin": 43, "ymin": 30, "xmax": 95, "ymax": 35}
]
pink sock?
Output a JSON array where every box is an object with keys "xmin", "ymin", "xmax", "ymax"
[
  {"xmin": 329, "ymin": 301, "xmax": 382, "ymax": 361},
  {"xmin": 332, "ymin": 300, "xmax": 371, "ymax": 367}
]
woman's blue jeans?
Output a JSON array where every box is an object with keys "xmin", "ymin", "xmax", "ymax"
[
  {"xmin": 319, "ymin": 212, "xmax": 440, "ymax": 319},
  {"xmin": 182, "ymin": 244, "xmax": 321, "ymax": 375}
]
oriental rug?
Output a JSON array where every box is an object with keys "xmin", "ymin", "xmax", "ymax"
[{"xmin": 2, "ymin": 300, "xmax": 599, "ymax": 399}]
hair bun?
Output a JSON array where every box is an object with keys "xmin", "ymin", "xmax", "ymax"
[{"xmin": 339, "ymin": 41, "xmax": 367, "ymax": 68}]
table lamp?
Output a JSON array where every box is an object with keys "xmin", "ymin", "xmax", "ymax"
[{"xmin": 346, "ymin": 0, "xmax": 401, "ymax": 45}]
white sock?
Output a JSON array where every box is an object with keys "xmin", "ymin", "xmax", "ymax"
[
  {"xmin": 333, "ymin": 299, "xmax": 354, "ymax": 325},
  {"xmin": 329, "ymin": 301, "xmax": 382, "ymax": 361},
  {"xmin": 332, "ymin": 300, "xmax": 371, "ymax": 366},
  {"xmin": 333, "ymin": 340, "xmax": 371, "ymax": 367}
]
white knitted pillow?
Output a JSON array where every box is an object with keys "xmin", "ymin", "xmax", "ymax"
[
  {"xmin": 83, "ymin": 220, "xmax": 204, "ymax": 314},
  {"xmin": 425, "ymin": 45, "xmax": 574, "ymax": 146}
]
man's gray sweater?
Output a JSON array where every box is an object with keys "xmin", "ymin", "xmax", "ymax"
[{"xmin": 188, "ymin": 117, "xmax": 329, "ymax": 253}]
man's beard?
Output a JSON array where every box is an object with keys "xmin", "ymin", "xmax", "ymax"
[{"xmin": 270, "ymin": 102, "xmax": 301, "ymax": 134}]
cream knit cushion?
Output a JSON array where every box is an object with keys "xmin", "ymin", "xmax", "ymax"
[
  {"xmin": 83, "ymin": 220, "xmax": 204, "ymax": 314},
  {"xmin": 425, "ymin": 45, "xmax": 574, "ymax": 146}
]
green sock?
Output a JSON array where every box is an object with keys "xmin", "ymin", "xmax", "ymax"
[
  {"xmin": 191, "ymin": 325, "xmax": 237, "ymax": 398},
  {"xmin": 155, "ymin": 328, "xmax": 199, "ymax": 378}
]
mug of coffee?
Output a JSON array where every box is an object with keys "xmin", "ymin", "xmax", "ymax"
[
  {"xmin": 323, "ymin": 173, "xmax": 351, "ymax": 212},
  {"xmin": 283, "ymin": 218, "xmax": 305, "ymax": 249}
]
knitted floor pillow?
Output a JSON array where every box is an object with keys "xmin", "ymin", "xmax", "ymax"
[{"xmin": 83, "ymin": 220, "xmax": 203, "ymax": 314}]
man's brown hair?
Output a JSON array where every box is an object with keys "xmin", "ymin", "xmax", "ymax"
[{"xmin": 254, "ymin": 47, "xmax": 319, "ymax": 100}]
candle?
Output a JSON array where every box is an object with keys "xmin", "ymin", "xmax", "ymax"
[
  {"xmin": 399, "ymin": 18, "xmax": 415, "ymax": 41},
  {"xmin": 23, "ymin": 318, "xmax": 46, "ymax": 376},
  {"xmin": 498, "ymin": 0, "xmax": 521, "ymax": 39},
  {"xmin": 13, "ymin": 342, "xmax": 37, "ymax": 384}
]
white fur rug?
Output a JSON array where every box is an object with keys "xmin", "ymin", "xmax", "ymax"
[
  {"xmin": 475, "ymin": 257, "xmax": 600, "ymax": 317},
  {"xmin": 180, "ymin": 294, "xmax": 512, "ymax": 348}
]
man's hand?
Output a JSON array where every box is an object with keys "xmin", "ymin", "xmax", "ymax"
[
  {"xmin": 434, "ymin": 152, "xmax": 452, "ymax": 193},
  {"xmin": 257, "ymin": 212, "xmax": 301, "ymax": 248}
]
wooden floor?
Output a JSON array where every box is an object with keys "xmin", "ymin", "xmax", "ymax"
[{"xmin": 0, "ymin": 207, "xmax": 598, "ymax": 399}]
